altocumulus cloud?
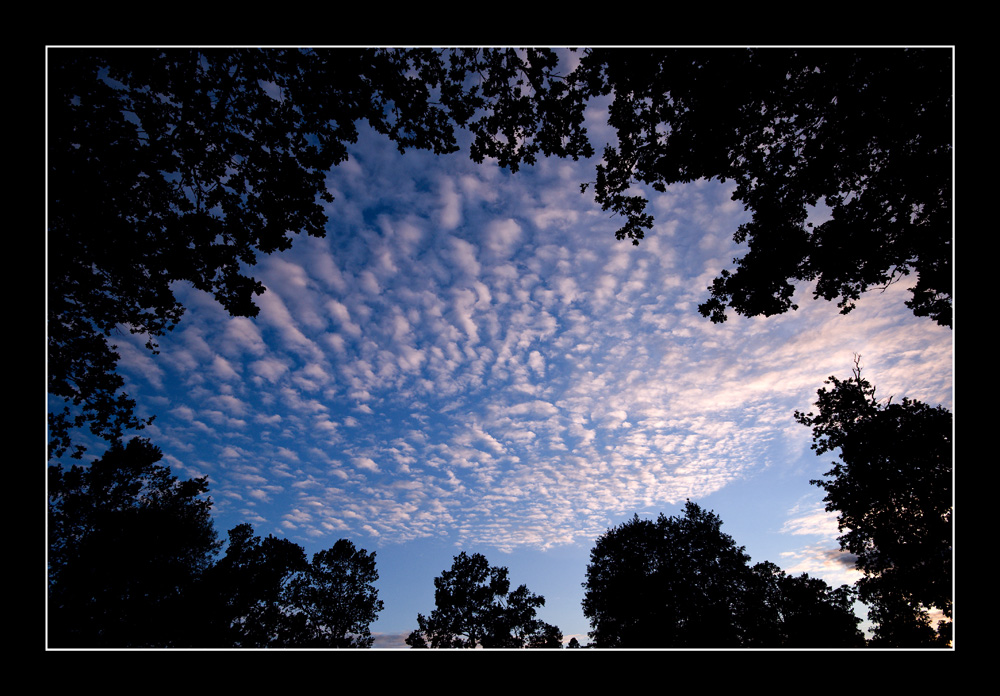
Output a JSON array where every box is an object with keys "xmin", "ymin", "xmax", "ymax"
[{"xmin": 110, "ymin": 126, "xmax": 951, "ymax": 580}]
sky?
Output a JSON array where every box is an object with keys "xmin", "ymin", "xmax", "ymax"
[{"xmin": 80, "ymin": 86, "xmax": 953, "ymax": 648}]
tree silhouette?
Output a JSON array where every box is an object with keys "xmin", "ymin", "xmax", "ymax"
[
  {"xmin": 582, "ymin": 501, "xmax": 864, "ymax": 647},
  {"xmin": 405, "ymin": 551, "xmax": 562, "ymax": 648},
  {"xmin": 198, "ymin": 524, "xmax": 383, "ymax": 648},
  {"xmin": 47, "ymin": 443, "xmax": 384, "ymax": 648},
  {"xmin": 282, "ymin": 540, "xmax": 385, "ymax": 648},
  {"xmin": 583, "ymin": 503, "xmax": 756, "ymax": 647},
  {"xmin": 571, "ymin": 48, "xmax": 952, "ymax": 327},
  {"xmin": 197, "ymin": 523, "xmax": 309, "ymax": 647},
  {"xmin": 795, "ymin": 357, "xmax": 953, "ymax": 646},
  {"xmin": 750, "ymin": 561, "xmax": 866, "ymax": 648},
  {"xmin": 47, "ymin": 438, "xmax": 220, "ymax": 647}
]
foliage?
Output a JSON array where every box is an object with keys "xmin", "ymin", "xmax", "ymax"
[
  {"xmin": 200, "ymin": 524, "xmax": 383, "ymax": 648},
  {"xmin": 47, "ymin": 441, "xmax": 382, "ymax": 648},
  {"xmin": 47, "ymin": 438, "xmax": 220, "ymax": 647},
  {"xmin": 750, "ymin": 561, "xmax": 866, "ymax": 648},
  {"xmin": 795, "ymin": 357, "xmax": 953, "ymax": 646},
  {"xmin": 570, "ymin": 48, "xmax": 952, "ymax": 327},
  {"xmin": 583, "ymin": 502, "xmax": 754, "ymax": 647},
  {"xmin": 283, "ymin": 540, "xmax": 385, "ymax": 648},
  {"xmin": 197, "ymin": 523, "xmax": 309, "ymax": 647},
  {"xmin": 405, "ymin": 551, "xmax": 562, "ymax": 648},
  {"xmin": 582, "ymin": 501, "xmax": 864, "ymax": 648}
]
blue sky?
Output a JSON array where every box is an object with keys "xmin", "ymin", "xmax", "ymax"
[{"xmin": 92, "ymin": 86, "xmax": 953, "ymax": 648}]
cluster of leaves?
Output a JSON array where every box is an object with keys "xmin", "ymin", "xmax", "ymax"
[
  {"xmin": 795, "ymin": 357, "xmax": 952, "ymax": 646},
  {"xmin": 405, "ymin": 551, "xmax": 562, "ymax": 648},
  {"xmin": 48, "ymin": 438, "xmax": 220, "ymax": 646},
  {"xmin": 48, "ymin": 438, "xmax": 382, "ymax": 648},
  {"xmin": 198, "ymin": 524, "xmax": 384, "ymax": 648},
  {"xmin": 570, "ymin": 49, "xmax": 952, "ymax": 327},
  {"xmin": 582, "ymin": 501, "xmax": 865, "ymax": 648}
]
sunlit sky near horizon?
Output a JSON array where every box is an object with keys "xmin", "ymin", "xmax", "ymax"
[{"xmin": 64, "ymin": 79, "xmax": 953, "ymax": 647}]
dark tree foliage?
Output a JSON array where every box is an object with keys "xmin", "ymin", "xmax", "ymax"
[
  {"xmin": 570, "ymin": 48, "xmax": 952, "ymax": 327},
  {"xmin": 750, "ymin": 561, "xmax": 866, "ymax": 648},
  {"xmin": 197, "ymin": 523, "xmax": 309, "ymax": 647},
  {"xmin": 283, "ymin": 540, "xmax": 385, "ymax": 648},
  {"xmin": 795, "ymin": 357, "xmax": 953, "ymax": 647},
  {"xmin": 47, "ymin": 438, "xmax": 220, "ymax": 647},
  {"xmin": 198, "ymin": 524, "xmax": 383, "ymax": 648},
  {"xmin": 405, "ymin": 551, "xmax": 562, "ymax": 648},
  {"xmin": 583, "ymin": 503, "xmax": 755, "ymax": 648},
  {"xmin": 582, "ymin": 501, "xmax": 864, "ymax": 648}
]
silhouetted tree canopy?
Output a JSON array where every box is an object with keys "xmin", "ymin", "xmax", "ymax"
[
  {"xmin": 405, "ymin": 551, "xmax": 562, "ymax": 648},
  {"xmin": 197, "ymin": 523, "xmax": 309, "ymax": 647},
  {"xmin": 48, "ymin": 47, "xmax": 952, "ymax": 461},
  {"xmin": 47, "ymin": 438, "xmax": 220, "ymax": 647},
  {"xmin": 283, "ymin": 539, "xmax": 385, "ymax": 647},
  {"xmin": 48, "ymin": 441, "xmax": 383, "ymax": 648},
  {"xmin": 571, "ymin": 48, "xmax": 952, "ymax": 327},
  {"xmin": 795, "ymin": 357, "xmax": 953, "ymax": 647},
  {"xmin": 582, "ymin": 501, "xmax": 864, "ymax": 648},
  {"xmin": 750, "ymin": 561, "xmax": 866, "ymax": 648},
  {"xmin": 197, "ymin": 524, "xmax": 383, "ymax": 648}
]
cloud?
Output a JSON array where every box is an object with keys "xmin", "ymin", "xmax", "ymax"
[
  {"xmin": 113, "ymin": 136, "xmax": 952, "ymax": 566},
  {"xmin": 447, "ymin": 236, "xmax": 481, "ymax": 280},
  {"xmin": 436, "ymin": 175, "xmax": 462, "ymax": 230},
  {"xmin": 780, "ymin": 505, "xmax": 841, "ymax": 539},
  {"xmin": 354, "ymin": 457, "xmax": 381, "ymax": 474},
  {"xmin": 484, "ymin": 218, "xmax": 523, "ymax": 258}
]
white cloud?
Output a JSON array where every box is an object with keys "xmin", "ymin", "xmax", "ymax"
[
  {"xmin": 437, "ymin": 175, "xmax": 462, "ymax": 230},
  {"xmin": 484, "ymin": 218, "xmax": 523, "ymax": 258},
  {"xmin": 250, "ymin": 357, "xmax": 290, "ymax": 383}
]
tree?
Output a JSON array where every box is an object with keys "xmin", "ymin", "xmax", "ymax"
[
  {"xmin": 197, "ymin": 523, "xmax": 309, "ymax": 647},
  {"xmin": 405, "ymin": 551, "xmax": 562, "ymax": 648},
  {"xmin": 47, "ymin": 438, "xmax": 220, "ymax": 647},
  {"xmin": 283, "ymin": 540, "xmax": 385, "ymax": 648},
  {"xmin": 582, "ymin": 503, "xmax": 760, "ymax": 647},
  {"xmin": 570, "ymin": 48, "xmax": 952, "ymax": 327},
  {"xmin": 750, "ymin": 561, "xmax": 866, "ymax": 648},
  {"xmin": 582, "ymin": 501, "xmax": 864, "ymax": 647},
  {"xmin": 199, "ymin": 525, "xmax": 383, "ymax": 647},
  {"xmin": 795, "ymin": 357, "xmax": 953, "ymax": 646}
]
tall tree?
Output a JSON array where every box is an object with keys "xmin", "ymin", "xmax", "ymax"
[
  {"xmin": 283, "ymin": 540, "xmax": 385, "ymax": 648},
  {"xmin": 582, "ymin": 502, "xmax": 864, "ymax": 647},
  {"xmin": 795, "ymin": 357, "xmax": 953, "ymax": 646},
  {"xmin": 199, "ymin": 525, "xmax": 383, "ymax": 647},
  {"xmin": 47, "ymin": 438, "xmax": 220, "ymax": 647},
  {"xmin": 405, "ymin": 551, "xmax": 562, "ymax": 648},
  {"xmin": 197, "ymin": 523, "xmax": 309, "ymax": 647},
  {"xmin": 582, "ymin": 503, "xmax": 759, "ymax": 647}
]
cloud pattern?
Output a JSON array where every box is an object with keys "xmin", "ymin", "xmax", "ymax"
[{"xmin": 110, "ymin": 132, "xmax": 952, "ymax": 582}]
